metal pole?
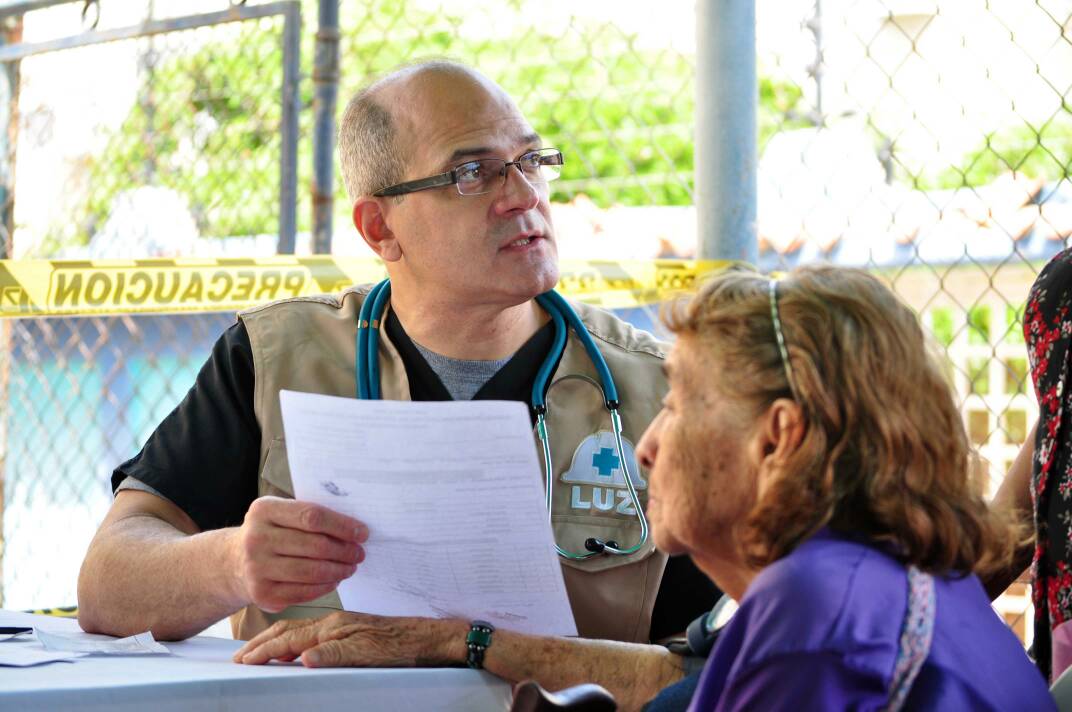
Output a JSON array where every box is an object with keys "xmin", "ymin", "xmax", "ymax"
[
  {"xmin": 0, "ymin": 16, "xmax": 19, "ymax": 258},
  {"xmin": 807, "ymin": 0, "xmax": 824, "ymax": 126},
  {"xmin": 0, "ymin": 3, "xmax": 301, "ymax": 61},
  {"xmin": 0, "ymin": 313, "xmax": 7, "ymax": 608},
  {"xmin": 0, "ymin": 16, "xmax": 20, "ymax": 608},
  {"xmin": 138, "ymin": 0, "xmax": 156, "ymax": 184},
  {"xmin": 695, "ymin": 0, "xmax": 757, "ymax": 264},
  {"xmin": 277, "ymin": 2, "xmax": 300, "ymax": 254},
  {"xmin": 311, "ymin": 0, "xmax": 338, "ymax": 255},
  {"xmin": 0, "ymin": 0, "xmax": 80, "ymax": 18}
]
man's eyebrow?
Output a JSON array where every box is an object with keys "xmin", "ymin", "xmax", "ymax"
[
  {"xmin": 447, "ymin": 146, "xmax": 494, "ymax": 163},
  {"xmin": 517, "ymin": 132, "xmax": 542, "ymax": 149},
  {"xmin": 446, "ymin": 133, "xmax": 543, "ymax": 164}
]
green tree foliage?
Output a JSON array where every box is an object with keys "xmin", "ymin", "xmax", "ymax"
[
  {"xmin": 72, "ymin": 25, "xmax": 296, "ymax": 244},
  {"xmin": 70, "ymin": 1, "xmax": 807, "ymax": 244},
  {"xmin": 919, "ymin": 110, "xmax": 1072, "ymax": 189},
  {"xmin": 758, "ymin": 75, "xmax": 810, "ymax": 147}
]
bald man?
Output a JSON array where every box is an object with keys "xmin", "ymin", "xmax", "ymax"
[{"xmin": 79, "ymin": 61, "xmax": 718, "ymax": 708}]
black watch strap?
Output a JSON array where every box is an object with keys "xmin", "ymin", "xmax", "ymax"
[{"xmin": 465, "ymin": 620, "xmax": 495, "ymax": 669}]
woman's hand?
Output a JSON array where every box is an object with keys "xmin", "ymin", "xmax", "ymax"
[
  {"xmin": 233, "ymin": 611, "xmax": 468, "ymax": 668},
  {"xmin": 234, "ymin": 610, "xmax": 685, "ymax": 712},
  {"xmin": 984, "ymin": 420, "xmax": 1038, "ymax": 599}
]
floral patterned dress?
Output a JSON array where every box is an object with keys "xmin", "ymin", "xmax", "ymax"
[{"xmin": 1025, "ymin": 246, "xmax": 1072, "ymax": 680}]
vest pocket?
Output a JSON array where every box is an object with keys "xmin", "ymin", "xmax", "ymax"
[
  {"xmin": 259, "ymin": 437, "xmax": 294, "ymax": 497},
  {"xmin": 551, "ymin": 514, "xmax": 657, "ymax": 573}
]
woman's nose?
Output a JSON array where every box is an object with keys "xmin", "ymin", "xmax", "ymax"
[{"xmin": 637, "ymin": 413, "xmax": 662, "ymax": 470}]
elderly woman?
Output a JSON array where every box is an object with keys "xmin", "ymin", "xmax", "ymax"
[{"xmin": 635, "ymin": 266, "xmax": 1053, "ymax": 710}]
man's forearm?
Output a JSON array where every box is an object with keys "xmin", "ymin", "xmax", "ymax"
[
  {"xmin": 235, "ymin": 610, "xmax": 686, "ymax": 711},
  {"xmin": 483, "ymin": 628, "xmax": 685, "ymax": 712},
  {"xmin": 78, "ymin": 514, "xmax": 243, "ymax": 640},
  {"xmin": 390, "ymin": 617, "xmax": 686, "ymax": 711}
]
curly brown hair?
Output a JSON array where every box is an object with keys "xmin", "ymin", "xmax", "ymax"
[{"xmin": 665, "ymin": 265, "xmax": 1017, "ymax": 577}]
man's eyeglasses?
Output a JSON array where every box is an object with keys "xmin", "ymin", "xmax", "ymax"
[{"xmin": 374, "ymin": 148, "xmax": 564, "ymax": 198}]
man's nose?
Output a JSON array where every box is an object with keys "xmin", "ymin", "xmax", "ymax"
[{"xmin": 493, "ymin": 163, "xmax": 541, "ymax": 214}]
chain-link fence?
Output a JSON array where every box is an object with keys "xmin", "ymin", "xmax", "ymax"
[
  {"xmin": 2, "ymin": 0, "xmax": 1068, "ymax": 650},
  {"xmin": 0, "ymin": 0, "xmax": 303, "ymax": 609},
  {"xmin": 5, "ymin": 1, "xmax": 299, "ymax": 260},
  {"xmin": 755, "ymin": 0, "xmax": 1072, "ymax": 646},
  {"xmin": 2, "ymin": 312, "xmax": 234, "ymax": 607}
]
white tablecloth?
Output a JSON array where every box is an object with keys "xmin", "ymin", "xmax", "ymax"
[{"xmin": 0, "ymin": 610, "xmax": 511, "ymax": 711}]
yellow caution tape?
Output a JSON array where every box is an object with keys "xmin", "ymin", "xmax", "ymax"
[
  {"xmin": 0, "ymin": 257, "xmax": 732, "ymax": 318},
  {"xmin": 25, "ymin": 606, "xmax": 78, "ymax": 618}
]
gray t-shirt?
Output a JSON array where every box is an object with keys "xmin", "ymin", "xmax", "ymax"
[{"xmin": 411, "ymin": 341, "xmax": 509, "ymax": 401}]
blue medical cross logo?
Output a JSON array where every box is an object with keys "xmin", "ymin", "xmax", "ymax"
[{"xmin": 592, "ymin": 447, "xmax": 620, "ymax": 477}]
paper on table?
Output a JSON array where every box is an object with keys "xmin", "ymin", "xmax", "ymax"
[
  {"xmin": 0, "ymin": 644, "xmax": 86, "ymax": 667},
  {"xmin": 0, "ymin": 630, "xmax": 31, "ymax": 642},
  {"xmin": 34, "ymin": 629, "xmax": 170, "ymax": 655},
  {"xmin": 280, "ymin": 390, "xmax": 577, "ymax": 637}
]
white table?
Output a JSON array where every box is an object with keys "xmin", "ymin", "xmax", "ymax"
[{"xmin": 0, "ymin": 610, "xmax": 511, "ymax": 711}]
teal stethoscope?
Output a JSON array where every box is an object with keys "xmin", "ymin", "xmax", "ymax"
[{"xmin": 355, "ymin": 278, "xmax": 649, "ymax": 560}]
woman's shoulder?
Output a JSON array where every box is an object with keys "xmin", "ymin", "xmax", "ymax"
[
  {"xmin": 729, "ymin": 530, "xmax": 907, "ymax": 676},
  {"xmin": 747, "ymin": 529, "xmax": 907, "ymax": 616},
  {"xmin": 703, "ymin": 530, "xmax": 1054, "ymax": 710}
]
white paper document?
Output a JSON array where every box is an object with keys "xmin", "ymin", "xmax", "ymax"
[
  {"xmin": 280, "ymin": 390, "xmax": 578, "ymax": 636},
  {"xmin": 34, "ymin": 629, "xmax": 170, "ymax": 655},
  {"xmin": 0, "ymin": 629, "xmax": 30, "ymax": 642},
  {"xmin": 0, "ymin": 644, "xmax": 86, "ymax": 667}
]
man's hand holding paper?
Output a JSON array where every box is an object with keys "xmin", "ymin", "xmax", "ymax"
[
  {"xmin": 229, "ymin": 495, "xmax": 369, "ymax": 614},
  {"xmin": 278, "ymin": 390, "xmax": 578, "ymax": 637}
]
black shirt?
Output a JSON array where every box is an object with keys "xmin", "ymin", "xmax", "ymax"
[{"xmin": 113, "ymin": 311, "xmax": 720, "ymax": 641}]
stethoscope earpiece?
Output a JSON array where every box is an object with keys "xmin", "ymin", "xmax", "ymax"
[{"xmin": 584, "ymin": 538, "xmax": 620, "ymax": 554}]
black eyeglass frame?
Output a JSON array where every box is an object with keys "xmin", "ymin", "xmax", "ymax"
[{"xmin": 373, "ymin": 148, "xmax": 564, "ymax": 198}]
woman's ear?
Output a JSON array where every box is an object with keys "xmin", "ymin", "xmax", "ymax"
[
  {"xmin": 750, "ymin": 398, "xmax": 805, "ymax": 477},
  {"xmin": 353, "ymin": 197, "xmax": 402, "ymax": 262}
]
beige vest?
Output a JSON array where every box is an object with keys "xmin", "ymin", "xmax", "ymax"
[{"xmin": 233, "ymin": 286, "xmax": 669, "ymax": 643}]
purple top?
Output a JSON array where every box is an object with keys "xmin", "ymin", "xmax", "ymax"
[{"xmin": 688, "ymin": 529, "xmax": 1054, "ymax": 711}]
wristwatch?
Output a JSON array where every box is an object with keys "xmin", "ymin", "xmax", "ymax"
[{"xmin": 465, "ymin": 620, "xmax": 495, "ymax": 669}]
